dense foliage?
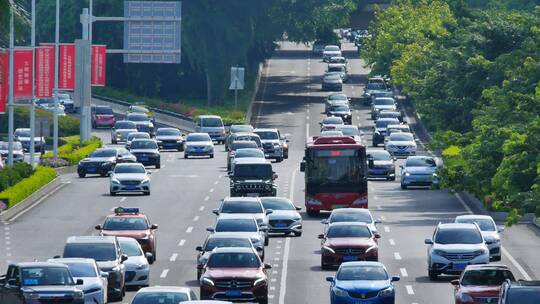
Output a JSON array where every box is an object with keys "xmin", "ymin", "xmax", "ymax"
[
  {"xmin": 363, "ymin": 0, "xmax": 540, "ymax": 217},
  {"xmin": 0, "ymin": 165, "xmax": 56, "ymax": 208},
  {"xmin": 42, "ymin": 135, "xmax": 102, "ymax": 166},
  {"xmin": 0, "ymin": 162, "xmax": 33, "ymax": 192}
]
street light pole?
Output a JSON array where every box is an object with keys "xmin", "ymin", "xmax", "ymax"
[
  {"xmin": 53, "ymin": 0, "xmax": 60, "ymax": 159},
  {"xmin": 30, "ymin": 0, "xmax": 36, "ymax": 167},
  {"xmin": 7, "ymin": 0, "xmax": 15, "ymax": 167}
]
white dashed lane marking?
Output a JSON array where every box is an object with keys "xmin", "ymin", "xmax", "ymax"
[
  {"xmin": 160, "ymin": 269, "xmax": 169, "ymax": 278},
  {"xmin": 178, "ymin": 239, "xmax": 186, "ymax": 246},
  {"xmin": 384, "ymin": 226, "xmax": 390, "ymax": 233},
  {"xmin": 389, "ymin": 239, "xmax": 395, "ymax": 246},
  {"xmin": 400, "ymin": 268, "xmax": 408, "ymax": 277},
  {"xmin": 406, "ymin": 285, "xmax": 414, "ymax": 295},
  {"xmin": 394, "ymin": 252, "xmax": 402, "ymax": 260},
  {"xmin": 186, "ymin": 226, "xmax": 193, "ymax": 233},
  {"xmin": 170, "ymin": 253, "xmax": 178, "ymax": 262},
  {"xmin": 193, "ymin": 216, "xmax": 199, "ymax": 222}
]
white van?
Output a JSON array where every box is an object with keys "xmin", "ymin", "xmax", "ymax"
[{"xmin": 195, "ymin": 115, "xmax": 226, "ymax": 144}]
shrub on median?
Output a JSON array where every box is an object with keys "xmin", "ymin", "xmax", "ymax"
[
  {"xmin": 0, "ymin": 162, "xmax": 35, "ymax": 192},
  {"xmin": 41, "ymin": 136, "xmax": 102, "ymax": 166},
  {"xmin": 0, "ymin": 166, "xmax": 57, "ymax": 208}
]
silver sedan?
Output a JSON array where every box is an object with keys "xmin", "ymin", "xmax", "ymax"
[
  {"xmin": 109, "ymin": 163, "xmax": 151, "ymax": 196},
  {"xmin": 260, "ymin": 197, "xmax": 303, "ymax": 236}
]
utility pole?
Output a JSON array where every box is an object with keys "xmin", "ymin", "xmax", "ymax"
[
  {"xmin": 7, "ymin": 0, "xmax": 14, "ymax": 166},
  {"xmin": 53, "ymin": 0, "xmax": 60, "ymax": 159},
  {"xmin": 29, "ymin": 0, "xmax": 36, "ymax": 167}
]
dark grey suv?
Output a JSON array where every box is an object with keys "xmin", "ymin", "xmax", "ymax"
[{"xmin": 229, "ymin": 158, "xmax": 277, "ymax": 197}]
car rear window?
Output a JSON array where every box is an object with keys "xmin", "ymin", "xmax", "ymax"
[
  {"xmin": 232, "ymin": 141, "xmax": 258, "ymax": 150},
  {"xmin": 215, "ymin": 219, "xmax": 257, "ymax": 232},
  {"xmin": 204, "ymin": 238, "xmax": 252, "ymax": 251},
  {"xmin": 221, "ymin": 201, "xmax": 263, "ymax": 214},
  {"xmin": 63, "ymin": 243, "xmax": 116, "ymax": 262},
  {"xmin": 115, "ymin": 121, "xmax": 137, "ymax": 129},
  {"xmin": 90, "ymin": 149, "xmax": 116, "ymax": 158},
  {"xmin": 95, "ymin": 107, "xmax": 113, "ymax": 115},
  {"xmin": 337, "ymin": 265, "xmax": 388, "ymax": 281},
  {"xmin": 132, "ymin": 292, "xmax": 189, "ymax": 304},
  {"xmin": 461, "ymin": 269, "xmax": 515, "ymax": 286},
  {"xmin": 202, "ymin": 117, "xmax": 223, "ymax": 127},
  {"xmin": 130, "ymin": 140, "xmax": 158, "ymax": 150}
]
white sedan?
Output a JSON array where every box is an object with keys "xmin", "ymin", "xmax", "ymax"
[
  {"xmin": 109, "ymin": 163, "xmax": 151, "ymax": 196},
  {"xmin": 118, "ymin": 237, "xmax": 152, "ymax": 288},
  {"xmin": 385, "ymin": 132, "xmax": 417, "ymax": 157}
]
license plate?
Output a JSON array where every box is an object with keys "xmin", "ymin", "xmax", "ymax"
[
  {"xmin": 125, "ymin": 186, "xmax": 137, "ymax": 190},
  {"xmin": 225, "ymin": 290, "xmax": 242, "ymax": 297},
  {"xmin": 139, "ymin": 157, "xmax": 148, "ymax": 161},
  {"xmin": 454, "ymin": 263, "xmax": 467, "ymax": 270},
  {"xmin": 343, "ymin": 256, "xmax": 356, "ymax": 262},
  {"xmin": 275, "ymin": 223, "xmax": 287, "ymax": 228},
  {"xmin": 354, "ymin": 300, "xmax": 372, "ymax": 304},
  {"xmin": 87, "ymin": 168, "xmax": 97, "ymax": 173},
  {"xmin": 247, "ymin": 193, "xmax": 259, "ymax": 197}
]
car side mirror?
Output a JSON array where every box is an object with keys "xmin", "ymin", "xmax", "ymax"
[
  {"xmin": 300, "ymin": 161, "xmax": 306, "ymax": 172},
  {"xmin": 53, "ymin": 255, "xmax": 61, "ymax": 259},
  {"xmin": 318, "ymin": 234, "xmax": 325, "ymax": 239},
  {"xmin": 374, "ymin": 233, "xmax": 381, "ymax": 239},
  {"xmin": 266, "ymin": 209, "xmax": 273, "ymax": 215},
  {"xmin": 145, "ymin": 252, "xmax": 154, "ymax": 263},
  {"xmin": 256, "ymin": 246, "xmax": 264, "ymax": 251},
  {"xmin": 108, "ymin": 171, "xmax": 113, "ymax": 176},
  {"xmin": 94, "ymin": 225, "xmax": 102, "ymax": 230},
  {"xmin": 264, "ymin": 263, "xmax": 272, "ymax": 269},
  {"xmin": 485, "ymin": 240, "xmax": 493, "ymax": 245},
  {"xmin": 196, "ymin": 246, "xmax": 204, "ymax": 251},
  {"xmin": 451, "ymin": 279, "xmax": 460, "ymax": 286},
  {"xmin": 498, "ymin": 226, "xmax": 505, "ymax": 233},
  {"xmin": 295, "ymin": 206, "xmax": 302, "ymax": 211},
  {"xmin": 273, "ymin": 173, "xmax": 278, "ymax": 179},
  {"xmin": 374, "ymin": 219, "xmax": 382, "ymax": 224},
  {"xmin": 424, "ymin": 239, "xmax": 433, "ymax": 245},
  {"xmin": 7, "ymin": 279, "xmax": 19, "ymax": 287},
  {"xmin": 326, "ymin": 276, "xmax": 334, "ymax": 282},
  {"xmin": 212, "ymin": 209, "xmax": 219, "ymax": 215},
  {"xmin": 391, "ymin": 276, "xmax": 400, "ymax": 282},
  {"xmin": 321, "ymin": 219, "xmax": 329, "ymax": 224},
  {"xmin": 206, "ymin": 226, "xmax": 215, "ymax": 232},
  {"xmin": 392, "ymin": 157, "xmax": 397, "ymax": 162},
  {"xmin": 150, "ymin": 224, "xmax": 158, "ymax": 230},
  {"xmin": 368, "ymin": 159, "xmax": 374, "ymax": 169},
  {"xmin": 76, "ymin": 279, "xmax": 84, "ymax": 285},
  {"xmin": 100, "ymin": 271, "xmax": 108, "ymax": 278},
  {"xmin": 121, "ymin": 254, "xmax": 128, "ymax": 262}
]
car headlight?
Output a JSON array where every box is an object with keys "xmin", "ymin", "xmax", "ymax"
[
  {"xmin": 136, "ymin": 263, "xmax": 149, "ymax": 270},
  {"xmin": 253, "ymin": 275, "xmax": 267, "ymax": 286},
  {"xmin": 322, "ymin": 245, "xmax": 335, "ymax": 253},
  {"xmin": 111, "ymin": 179, "xmax": 120, "ymax": 184},
  {"xmin": 474, "ymin": 249, "xmax": 489, "ymax": 256},
  {"xmin": 141, "ymin": 178, "xmax": 150, "ymax": 184},
  {"xmin": 292, "ymin": 217, "xmax": 302, "ymax": 222},
  {"xmin": 432, "ymin": 173, "xmax": 438, "ymax": 177},
  {"xmin": 111, "ymin": 265, "xmax": 120, "ymax": 272},
  {"xmin": 24, "ymin": 292, "xmax": 40, "ymax": 300},
  {"xmin": 457, "ymin": 292, "xmax": 474, "ymax": 302},
  {"xmin": 404, "ymin": 172, "xmax": 411, "ymax": 176},
  {"xmin": 378, "ymin": 286, "xmax": 394, "ymax": 297},
  {"xmin": 73, "ymin": 291, "xmax": 84, "ymax": 300},
  {"xmin": 332, "ymin": 287, "xmax": 348, "ymax": 297},
  {"xmin": 365, "ymin": 245, "xmax": 378, "ymax": 253},
  {"xmin": 201, "ymin": 277, "xmax": 214, "ymax": 286},
  {"xmin": 433, "ymin": 249, "xmax": 446, "ymax": 256}
]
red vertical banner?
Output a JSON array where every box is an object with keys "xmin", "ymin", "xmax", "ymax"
[
  {"xmin": 59, "ymin": 44, "xmax": 75, "ymax": 90},
  {"xmin": 13, "ymin": 49, "xmax": 33, "ymax": 99},
  {"xmin": 91, "ymin": 45, "xmax": 106, "ymax": 86},
  {"xmin": 35, "ymin": 45, "xmax": 55, "ymax": 98},
  {"xmin": 0, "ymin": 51, "xmax": 7, "ymax": 113}
]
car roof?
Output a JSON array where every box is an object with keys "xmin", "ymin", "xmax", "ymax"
[
  {"xmin": 199, "ymin": 115, "xmax": 222, "ymax": 119},
  {"xmin": 217, "ymin": 214, "xmax": 258, "ymax": 220},
  {"xmin": 207, "ymin": 233, "xmax": 253, "ymax": 240},
  {"xmin": 211, "ymin": 247, "xmax": 256, "ymax": 254},
  {"xmin": 223, "ymin": 197, "xmax": 261, "ymax": 203},
  {"xmin": 328, "ymin": 221, "xmax": 369, "ymax": 227},
  {"xmin": 387, "ymin": 124, "xmax": 408, "ymax": 129},
  {"xmin": 253, "ymin": 128, "xmax": 278, "ymax": 132},
  {"xmin": 455, "ymin": 215, "xmax": 494, "ymax": 221},
  {"xmin": 13, "ymin": 262, "xmax": 70, "ymax": 268},
  {"xmin": 66, "ymin": 236, "xmax": 117, "ymax": 243},
  {"xmin": 464, "ymin": 264, "xmax": 510, "ymax": 271},
  {"xmin": 233, "ymin": 158, "xmax": 270, "ymax": 165},
  {"xmin": 137, "ymin": 286, "xmax": 192, "ymax": 293},
  {"xmin": 131, "ymin": 138, "xmax": 155, "ymax": 143},
  {"xmin": 48, "ymin": 258, "xmax": 97, "ymax": 265},
  {"xmin": 438, "ymin": 223, "xmax": 478, "ymax": 230},
  {"xmin": 331, "ymin": 208, "xmax": 371, "ymax": 215}
]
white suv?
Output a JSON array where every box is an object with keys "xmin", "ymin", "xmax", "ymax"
[
  {"xmin": 455, "ymin": 215, "xmax": 503, "ymax": 261},
  {"xmin": 425, "ymin": 223, "xmax": 490, "ymax": 280}
]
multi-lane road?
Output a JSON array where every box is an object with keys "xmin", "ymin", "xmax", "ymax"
[{"xmin": 1, "ymin": 41, "xmax": 539, "ymax": 304}]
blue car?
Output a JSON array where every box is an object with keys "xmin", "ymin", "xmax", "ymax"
[
  {"xmin": 400, "ymin": 155, "xmax": 440, "ymax": 189},
  {"xmin": 326, "ymin": 261, "xmax": 399, "ymax": 304}
]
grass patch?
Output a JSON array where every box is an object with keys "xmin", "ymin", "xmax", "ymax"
[
  {"xmin": 42, "ymin": 136, "xmax": 102, "ymax": 165},
  {"xmin": 0, "ymin": 166, "xmax": 57, "ymax": 208},
  {"xmin": 0, "ymin": 163, "xmax": 34, "ymax": 192}
]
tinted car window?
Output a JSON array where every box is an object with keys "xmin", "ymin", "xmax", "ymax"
[
  {"xmin": 367, "ymin": 150, "xmax": 392, "ymax": 160},
  {"xmin": 406, "ymin": 157, "xmax": 436, "ymax": 167},
  {"xmin": 221, "ymin": 201, "xmax": 263, "ymax": 214},
  {"xmin": 254, "ymin": 131, "xmax": 279, "ymax": 140},
  {"xmin": 95, "ymin": 107, "xmax": 113, "ymax": 115},
  {"xmin": 328, "ymin": 94, "xmax": 347, "ymax": 101},
  {"xmin": 156, "ymin": 129, "xmax": 180, "ymax": 136},
  {"xmin": 234, "ymin": 164, "xmax": 272, "ymax": 179},
  {"xmin": 115, "ymin": 121, "xmax": 137, "ymax": 129},
  {"xmin": 215, "ymin": 219, "xmax": 257, "ymax": 232},
  {"xmin": 21, "ymin": 267, "xmax": 74, "ymax": 286},
  {"xmin": 130, "ymin": 140, "xmax": 158, "ymax": 150},
  {"xmin": 340, "ymin": 127, "xmax": 359, "ymax": 136},
  {"xmin": 114, "ymin": 165, "xmax": 145, "ymax": 174},
  {"xmin": 230, "ymin": 125, "xmax": 253, "ymax": 133},
  {"xmin": 389, "ymin": 133, "xmax": 414, "ymax": 141},
  {"xmin": 367, "ymin": 83, "xmax": 386, "ymax": 90},
  {"xmin": 231, "ymin": 141, "xmax": 258, "ymax": 150},
  {"xmin": 103, "ymin": 217, "xmax": 148, "ymax": 230},
  {"xmin": 337, "ymin": 265, "xmax": 388, "ymax": 281},
  {"xmin": 132, "ymin": 292, "xmax": 189, "ymax": 304},
  {"xmin": 15, "ymin": 130, "xmax": 32, "ymax": 137},
  {"xmin": 118, "ymin": 239, "xmax": 143, "ymax": 257},
  {"xmin": 330, "ymin": 212, "xmax": 372, "ymax": 224},
  {"xmin": 325, "ymin": 46, "xmax": 340, "ymax": 51},
  {"xmin": 64, "ymin": 262, "xmax": 97, "ymax": 277},
  {"xmin": 206, "ymin": 252, "xmax": 260, "ymax": 268},
  {"xmin": 456, "ymin": 218, "xmax": 496, "ymax": 231},
  {"xmin": 127, "ymin": 114, "xmax": 149, "ymax": 122},
  {"xmin": 461, "ymin": 269, "xmax": 515, "ymax": 286},
  {"xmin": 204, "ymin": 238, "xmax": 252, "ymax": 251},
  {"xmin": 330, "ymin": 105, "xmax": 349, "ymax": 112},
  {"xmin": 435, "ymin": 228, "xmax": 483, "ymax": 244},
  {"xmin": 63, "ymin": 243, "xmax": 117, "ymax": 262},
  {"xmin": 128, "ymin": 133, "xmax": 150, "ymax": 141},
  {"xmin": 375, "ymin": 120, "xmax": 398, "ymax": 129},
  {"xmin": 202, "ymin": 118, "xmax": 223, "ymax": 127},
  {"xmin": 323, "ymin": 117, "xmax": 343, "ymax": 124},
  {"xmin": 327, "ymin": 225, "xmax": 372, "ymax": 238},
  {"xmin": 90, "ymin": 149, "xmax": 116, "ymax": 158},
  {"xmin": 187, "ymin": 134, "xmax": 211, "ymax": 142},
  {"xmin": 260, "ymin": 198, "xmax": 295, "ymax": 211},
  {"xmin": 374, "ymin": 98, "xmax": 395, "ymax": 105},
  {"xmin": 235, "ymin": 149, "xmax": 265, "ymax": 159}
]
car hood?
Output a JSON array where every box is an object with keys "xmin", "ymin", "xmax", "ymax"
[
  {"xmin": 21, "ymin": 285, "xmax": 81, "ymax": 293},
  {"xmin": 112, "ymin": 173, "xmax": 148, "ymax": 181},
  {"xmin": 156, "ymin": 135, "xmax": 182, "ymax": 141},
  {"xmin": 433, "ymin": 243, "xmax": 486, "ymax": 252},
  {"xmin": 329, "ymin": 111, "xmax": 351, "ymax": 115},
  {"xmin": 205, "ymin": 267, "xmax": 262, "ymax": 279},
  {"xmin": 268, "ymin": 210, "xmax": 300, "ymax": 220},
  {"xmin": 129, "ymin": 149, "xmax": 159, "ymax": 154},
  {"xmin": 374, "ymin": 105, "xmax": 395, "ymax": 110},
  {"xmin": 116, "ymin": 129, "xmax": 138, "ymax": 134},
  {"xmin": 124, "ymin": 255, "xmax": 148, "ymax": 270},
  {"xmin": 186, "ymin": 141, "xmax": 213, "ymax": 146},
  {"xmin": 326, "ymin": 237, "xmax": 375, "ymax": 248},
  {"xmin": 101, "ymin": 230, "xmax": 150, "ymax": 239},
  {"xmin": 387, "ymin": 141, "xmax": 415, "ymax": 146},
  {"xmin": 373, "ymin": 160, "xmax": 394, "ymax": 166},
  {"xmin": 459, "ymin": 285, "xmax": 501, "ymax": 295},
  {"xmin": 481, "ymin": 231, "xmax": 499, "ymax": 241},
  {"xmin": 335, "ymin": 279, "xmax": 390, "ymax": 292},
  {"xmin": 403, "ymin": 166, "xmax": 436, "ymax": 174},
  {"xmin": 81, "ymin": 156, "xmax": 115, "ymax": 163},
  {"xmin": 214, "ymin": 231, "xmax": 262, "ymax": 241}
]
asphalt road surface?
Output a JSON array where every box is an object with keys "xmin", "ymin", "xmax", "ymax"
[{"xmin": 1, "ymin": 41, "xmax": 539, "ymax": 304}]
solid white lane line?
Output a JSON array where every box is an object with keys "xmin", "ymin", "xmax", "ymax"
[
  {"xmin": 406, "ymin": 285, "xmax": 414, "ymax": 295},
  {"xmin": 186, "ymin": 226, "xmax": 193, "ymax": 233},
  {"xmin": 278, "ymin": 237, "xmax": 291, "ymax": 304},
  {"xmin": 306, "ymin": 123, "xmax": 310, "ymax": 142},
  {"xmin": 389, "ymin": 239, "xmax": 395, "ymax": 246},
  {"xmin": 119, "ymin": 197, "xmax": 126, "ymax": 202},
  {"xmin": 199, "ymin": 206, "xmax": 205, "ymax": 211},
  {"xmin": 204, "ymin": 196, "xmax": 209, "ymax": 201},
  {"xmin": 160, "ymin": 269, "xmax": 169, "ymax": 278},
  {"xmin": 400, "ymin": 268, "xmax": 408, "ymax": 277},
  {"xmin": 170, "ymin": 253, "xmax": 178, "ymax": 262},
  {"xmin": 384, "ymin": 226, "xmax": 390, "ymax": 233},
  {"xmin": 178, "ymin": 239, "xmax": 186, "ymax": 246},
  {"xmin": 193, "ymin": 216, "xmax": 200, "ymax": 222},
  {"xmin": 374, "ymin": 196, "xmax": 379, "ymax": 200},
  {"xmin": 394, "ymin": 252, "xmax": 402, "ymax": 260},
  {"xmin": 454, "ymin": 193, "xmax": 473, "ymax": 214}
]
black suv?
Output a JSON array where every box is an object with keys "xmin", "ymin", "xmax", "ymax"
[
  {"xmin": 77, "ymin": 148, "xmax": 124, "ymax": 178},
  {"xmin": 499, "ymin": 279, "xmax": 540, "ymax": 304},
  {"xmin": 229, "ymin": 158, "xmax": 277, "ymax": 197},
  {"xmin": 60, "ymin": 236, "xmax": 127, "ymax": 301},
  {"xmin": 0, "ymin": 262, "xmax": 84, "ymax": 304}
]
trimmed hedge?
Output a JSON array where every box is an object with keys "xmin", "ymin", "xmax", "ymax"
[
  {"xmin": 42, "ymin": 136, "xmax": 102, "ymax": 166},
  {"xmin": 0, "ymin": 166, "xmax": 57, "ymax": 208},
  {"xmin": 0, "ymin": 162, "xmax": 34, "ymax": 192}
]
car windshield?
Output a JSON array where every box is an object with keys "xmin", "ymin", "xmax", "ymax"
[
  {"xmin": 128, "ymin": 133, "xmax": 150, "ymax": 141},
  {"xmin": 15, "ymin": 130, "xmax": 31, "ymax": 137},
  {"xmin": 90, "ymin": 149, "xmax": 116, "ymax": 158},
  {"xmin": 325, "ymin": 46, "xmax": 340, "ymax": 51},
  {"xmin": 114, "ymin": 165, "xmax": 145, "ymax": 174},
  {"xmin": 507, "ymin": 289, "xmax": 540, "ymax": 304},
  {"xmin": 202, "ymin": 117, "xmax": 223, "ymax": 127},
  {"xmin": 187, "ymin": 134, "xmax": 211, "ymax": 142},
  {"xmin": 63, "ymin": 243, "xmax": 117, "ymax": 262},
  {"xmin": 128, "ymin": 114, "xmax": 149, "ymax": 122},
  {"xmin": 206, "ymin": 252, "xmax": 260, "ymax": 268},
  {"xmin": 254, "ymin": 131, "xmax": 279, "ymax": 140},
  {"xmin": 340, "ymin": 127, "xmax": 359, "ymax": 136},
  {"xmin": 232, "ymin": 141, "xmax": 258, "ymax": 150},
  {"xmin": 379, "ymin": 112, "xmax": 399, "ymax": 118},
  {"xmin": 367, "ymin": 150, "xmax": 392, "ymax": 161},
  {"xmin": 115, "ymin": 121, "xmax": 137, "ymax": 129},
  {"xmin": 130, "ymin": 141, "xmax": 158, "ymax": 149},
  {"xmin": 130, "ymin": 106, "xmax": 148, "ymax": 113},
  {"xmin": 435, "ymin": 228, "xmax": 483, "ymax": 244},
  {"xmin": 328, "ymin": 94, "xmax": 347, "ymax": 101},
  {"xmin": 367, "ymin": 83, "xmax": 386, "ymax": 90},
  {"xmin": 157, "ymin": 129, "xmax": 180, "ymax": 136},
  {"xmin": 230, "ymin": 125, "xmax": 253, "ymax": 133},
  {"xmin": 328, "ymin": 66, "xmax": 345, "ymax": 72},
  {"xmin": 103, "ymin": 217, "xmax": 148, "ymax": 230},
  {"xmin": 456, "ymin": 218, "xmax": 496, "ymax": 231},
  {"xmin": 389, "ymin": 133, "xmax": 414, "ymax": 141},
  {"xmin": 235, "ymin": 149, "xmax": 265, "ymax": 159},
  {"xmin": 327, "ymin": 225, "xmax": 372, "ymax": 238},
  {"xmin": 375, "ymin": 120, "xmax": 399, "ymax": 129},
  {"xmin": 64, "ymin": 262, "xmax": 97, "ymax": 278},
  {"xmin": 58, "ymin": 94, "xmax": 70, "ymax": 100},
  {"xmin": 95, "ymin": 107, "xmax": 113, "ymax": 115},
  {"xmin": 325, "ymin": 73, "xmax": 341, "ymax": 80},
  {"xmin": 406, "ymin": 157, "xmax": 436, "ymax": 167},
  {"xmin": 374, "ymin": 98, "xmax": 395, "ymax": 105},
  {"xmin": 132, "ymin": 292, "xmax": 189, "ymax": 304},
  {"xmin": 261, "ymin": 198, "xmax": 296, "ymax": 211},
  {"xmin": 204, "ymin": 238, "xmax": 252, "ymax": 251},
  {"xmin": 221, "ymin": 201, "xmax": 263, "ymax": 214},
  {"xmin": 323, "ymin": 117, "xmax": 343, "ymax": 125},
  {"xmin": 330, "ymin": 212, "xmax": 372, "ymax": 224},
  {"xmin": 330, "ymin": 105, "xmax": 349, "ymax": 112},
  {"xmin": 118, "ymin": 239, "xmax": 143, "ymax": 257},
  {"xmin": 234, "ymin": 164, "xmax": 272, "ymax": 179},
  {"xmin": 21, "ymin": 267, "xmax": 74, "ymax": 286},
  {"xmin": 461, "ymin": 269, "xmax": 515, "ymax": 286},
  {"xmin": 215, "ymin": 219, "xmax": 257, "ymax": 232},
  {"xmin": 337, "ymin": 265, "xmax": 388, "ymax": 281}
]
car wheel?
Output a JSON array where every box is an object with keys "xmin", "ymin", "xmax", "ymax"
[
  {"xmin": 110, "ymin": 191, "xmax": 116, "ymax": 196},
  {"xmin": 428, "ymin": 270, "xmax": 438, "ymax": 280},
  {"xmin": 321, "ymin": 258, "xmax": 328, "ymax": 270},
  {"xmin": 401, "ymin": 184, "xmax": 407, "ymax": 190},
  {"xmin": 144, "ymin": 191, "xmax": 151, "ymax": 196},
  {"xmin": 306, "ymin": 209, "xmax": 319, "ymax": 217},
  {"xmin": 258, "ymin": 296, "xmax": 268, "ymax": 304},
  {"xmin": 294, "ymin": 231, "xmax": 302, "ymax": 237},
  {"xmin": 112, "ymin": 140, "xmax": 117, "ymax": 145},
  {"xmin": 265, "ymin": 237, "xmax": 269, "ymax": 246},
  {"xmin": 209, "ymin": 154, "xmax": 214, "ymax": 159},
  {"xmin": 276, "ymin": 157, "xmax": 283, "ymax": 163},
  {"xmin": 156, "ymin": 163, "xmax": 160, "ymax": 169},
  {"xmin": 78, "ymin": 173, "xmax": 86, "ymax": 178},
  {"xmin": 184, "ymin": 154, "xmax": 188, "ymax": 159}
]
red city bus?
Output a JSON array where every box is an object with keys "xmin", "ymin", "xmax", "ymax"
[{"xmin": 300, "ymin": 136, "xmax": 368, "ymax": 216}]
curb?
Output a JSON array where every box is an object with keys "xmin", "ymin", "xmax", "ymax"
[
  {"xmin": 533, "ymin": 217, "xmax": 540, "ymax": 229},
  {"xmin": 55, "ymin": 165, "xmax": 77, "ymax": 175},
  {"xmin": 0, "ymin": 177, "xmax": 63, "ymax": 222}
]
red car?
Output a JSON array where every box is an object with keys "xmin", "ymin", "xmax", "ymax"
[
  {"xmin": 319, "ymin": 222, "xmax": 380, "ymax": 270},
  {"xmin": 95, "ymin": 207, "xmax": 158, "ymax": 262},
  {"xmin": 200, "ymin": 247, "xmax": 271, "ymax": 304},
  {"xmin": 92, "ymin": 105, "xmax": 116, "ymax": 128},
  {"xmin": 452, "ymin": 264, "xmax": 515, "ymax": 304}
]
